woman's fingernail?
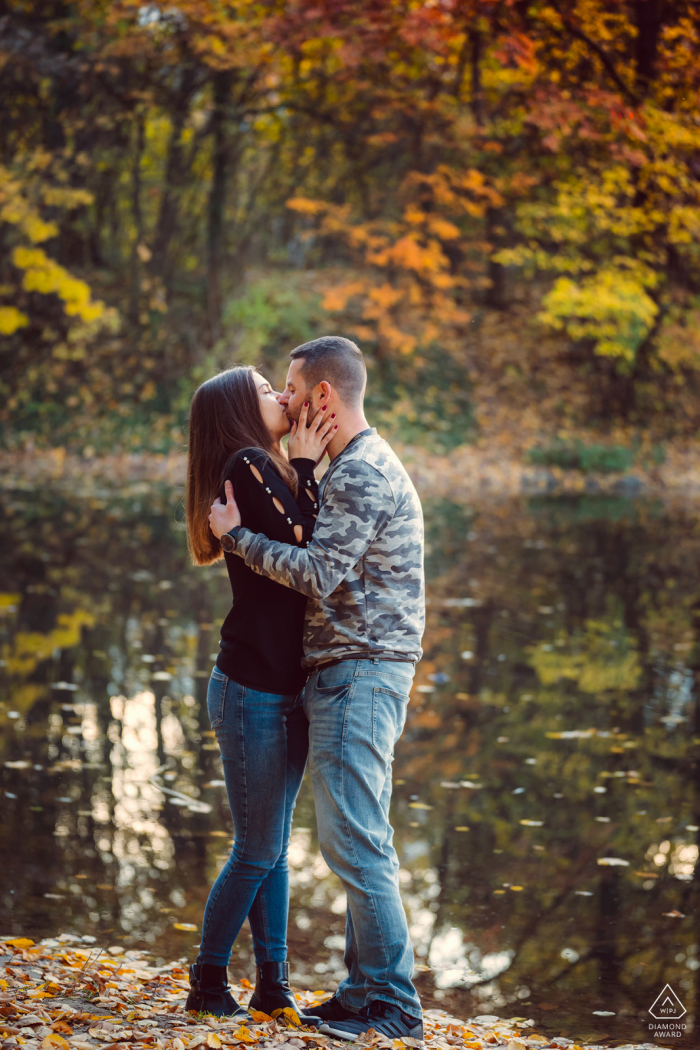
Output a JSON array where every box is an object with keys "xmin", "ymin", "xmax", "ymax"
[
  {"xmin": 334, "ymin": 425, "xmax": 338, "ymax": 429},
  {"xmin": 331, "ymin": 413, "xmax": 336, "ymax": 418},
  {"xmin": 322, "ymin": 405, "xmax": 327, "ymax": 410},
  {"xmin": 304, "ymin": 401, "xmax": 309, "ymax": 407}
]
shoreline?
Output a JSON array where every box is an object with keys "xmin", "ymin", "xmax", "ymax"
[
  {"xmin": 0, "ymin": 939, "xmax": 663, "ymax": 1050},
  {"xmin": 2, "ymin": 444, "xmax": 700, "ymax": 509}
]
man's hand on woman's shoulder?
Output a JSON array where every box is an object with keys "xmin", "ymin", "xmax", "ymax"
[{"xmin": 209, "ymin": 479, "xmax": 241, "ymax": 540}]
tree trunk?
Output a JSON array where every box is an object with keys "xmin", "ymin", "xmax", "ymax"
[
  {"xmin": 151, "ymin": 67, "xmax": 196, "ymax": 289},
  {"xmin": 206, "ymin": 70, "xmax": 235, "ymax": 344},
  {"xmin": 469, "ymin": 29, "xmax": 483, "ymax": 127},
  {"xmin": 129, "ymin": 113, "xmax": 145, "ymax": 327},
  {"xmin": 634, "ymin": 0, "xmax": 663, "ymax": 96}
]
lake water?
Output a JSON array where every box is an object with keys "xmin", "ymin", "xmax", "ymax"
[{"xmin": 1, "ymin": 479, "xmax": 698, "ymax": 1047}]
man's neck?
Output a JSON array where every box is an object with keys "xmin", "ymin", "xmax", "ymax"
[{"xmin": 327, "ymin": 413, "xmax": 371, "ymax": 461}]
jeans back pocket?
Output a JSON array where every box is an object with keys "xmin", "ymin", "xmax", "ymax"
[
  {"xmin": 372, "ymin": 685, "xmax": 410, "ymax": 753},
  {"xmin": 207, "ymin": 669, "xmax": 229, "ymax": 729}
]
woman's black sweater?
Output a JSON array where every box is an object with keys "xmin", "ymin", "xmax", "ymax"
[{"xmin": 215, "ymin": 448, "xmax": 318, "ymax": 694}]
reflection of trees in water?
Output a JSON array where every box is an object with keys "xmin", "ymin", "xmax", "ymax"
[
  {"xmin": 0, "ymin": 485, "xmax": 230, "ymax": 952},
  {"xmin": 393, "ymin": 497, "xmax": 699, "ymax": 1037},
  {"xmin": 0, "ymin": 488, "xmax": 698, "ymax": 1040}
]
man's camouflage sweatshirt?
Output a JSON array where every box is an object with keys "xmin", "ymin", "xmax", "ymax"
[{"xmin": 233, "ymin": 428, "xmax": 425, "ymax": 671}]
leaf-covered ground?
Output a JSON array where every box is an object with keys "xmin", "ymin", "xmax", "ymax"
[{"xmin": 0, "ymin": 940, "xmax": 658, "ymax": 1050}]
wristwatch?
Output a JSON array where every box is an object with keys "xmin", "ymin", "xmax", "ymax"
[{"xmin": 221, "ymin": 526, "xmax": 243, "ymax": 553}]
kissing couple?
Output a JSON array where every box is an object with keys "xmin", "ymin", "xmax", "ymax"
[{"xmin": 184, "ymin": 336, "xmax": 425, "ymax": 1040}]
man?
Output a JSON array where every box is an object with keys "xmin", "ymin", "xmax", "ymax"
[{"xmin": 209, "ymin": 336, "xmax": 425, "ymax": 1040}]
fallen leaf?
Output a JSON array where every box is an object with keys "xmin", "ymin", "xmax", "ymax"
[
  {"xmin": 173, "ymin": 924, "xmax": 198, "ymax": 932},
  {"xmin": 4, "ymin": 939, "xmax": 34, "ymax": 949},
  {"xmin": 271, "ymin": 1007, "xmax": 301, "ymax": 1026},
  {"xmin": 230, "ymin": 1026, "xmax": 256, "ymax": 1044},
  {"xmin": 41, "ymin": 1036, "xmax": 69, "ymax": 1050}
]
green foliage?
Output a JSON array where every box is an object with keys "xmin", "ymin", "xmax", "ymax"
[
  {"xmin": 216, "ymin": 272, "xmax": 326, "ymax": 373},
  {"xmin": 527, "ymin": 441, "xmax": 635, "ymax": 473},
  {"xmin": 366, "ymin": 352, "xmax": 477, "ymax": 453}
]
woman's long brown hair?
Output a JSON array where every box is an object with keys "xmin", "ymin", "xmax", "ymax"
[{"xmin": 186, "ymin": 366, "xmax": 298, "ymax": 565}]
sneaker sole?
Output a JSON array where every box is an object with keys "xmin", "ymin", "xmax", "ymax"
[{"xmin": 319, "ymin": 1021, "xmax": 423, "ymax": 1041}]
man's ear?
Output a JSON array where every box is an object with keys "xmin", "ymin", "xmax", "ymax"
[{"xmin": 318, "ymin": 380, "xmax": 332, "ymax": 404}]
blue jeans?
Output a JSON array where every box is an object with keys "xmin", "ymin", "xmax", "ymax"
[
  {"xmin": 197, "ymin": 670, "xmax": 308, "ymax": 966},
  {"xmin": 303, "ymin": 658, "xmax": 421, "ymax": 1019}
]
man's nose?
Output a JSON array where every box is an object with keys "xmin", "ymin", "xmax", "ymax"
[{"xmin": 277, "ymin": 390, "xmax": 290, "ymax": 406}]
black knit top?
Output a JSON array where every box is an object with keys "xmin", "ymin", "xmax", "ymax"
[{"xmin": 215, "ymin": 448, "xmax": 318, "ymax": 694}]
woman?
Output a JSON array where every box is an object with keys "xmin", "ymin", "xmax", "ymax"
[{"xmin": 185, "ymin": 365, "xmax": 335, "ymax": 1020}]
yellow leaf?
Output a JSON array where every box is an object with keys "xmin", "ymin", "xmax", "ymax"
[
  {"xmin": 4, "ymin": 938, "xmax": 34, "ymax": 948},
  {"xmin": 231, "ymin": 1026, "xmax": 256, "ymax": 1044},
  {"xmin": 206, "ymin": 1035, "xmax": 221, "ymax": 1049},
  {"xmin": 41, "ymin": 1036, "xmax": 69, "ymax": 1050},
  {"xmin": 247, "ymin": 1011, "xmax": 272, "ymax": 1023},
  {"xmin": 271, "ymin": 1007, "xmax": 301, "ymax": 1025},
  {"xmin": 173, "ymin": 923, "xmax": 198, "ymax": 932}
]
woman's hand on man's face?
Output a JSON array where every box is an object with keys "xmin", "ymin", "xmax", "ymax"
[
  {"xmin": 209, "ymin": 480, "xmax": 241, "ymax": 539},
  {"xmin": 287, "ymin": 401, "xmax": 337, "ymax": 466}
]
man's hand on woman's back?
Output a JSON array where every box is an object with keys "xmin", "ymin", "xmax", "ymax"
[{"xmin": 209, "ymin": 479, "xmax": 241, "ymax": 539}]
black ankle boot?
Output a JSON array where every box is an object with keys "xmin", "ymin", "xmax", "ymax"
[
  {"xmin": 185, "ymin": 964, "xmax": 253, "ymax": 1019},
  {"xmin": 248, "ymin": 961, "xmax": 321, "ymax": 1025}
]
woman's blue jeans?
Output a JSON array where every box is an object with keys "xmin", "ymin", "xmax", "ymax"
[{"xmin": 197, "ymin": 669, "xmax": 308, "ymax": 966}]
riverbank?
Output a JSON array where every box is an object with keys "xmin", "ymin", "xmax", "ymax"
[
  {"xmin": 0, "ymin": 940, "xmax": 660, "ymax": 1050},
  {"xmin": 2, "ymin": 440, "xmax": 700, "ymax": 508}
]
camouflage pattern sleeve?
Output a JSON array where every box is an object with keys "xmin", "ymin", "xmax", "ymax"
[
  {"xmin": 234, "ymin": 459, "xmax": 395, "ymax": 599},
  {"xmin": 232, "ymin": 430, "xmax": 424, "ymax": 667}
]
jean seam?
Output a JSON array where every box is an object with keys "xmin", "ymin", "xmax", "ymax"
[
  {"xmin": 258, "ymin": 879, "xmax": 271, "ymax": 964},
  {"xmin": 340, "ymin": 665, "xmax": 392, "ymax": 987},
  {"xmin": 200, "ymin": 682, "xmax": 249, "ymax": 958}
]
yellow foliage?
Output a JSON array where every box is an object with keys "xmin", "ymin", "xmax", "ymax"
[
  {"xmin": 0, "ymin": 305, "xmax": 29, "ymax": 334},
  {"xmin": 0, "ymin": 159, "xmax": 109, "ymax": 337},
  {"xmin": 12, "ymin": 246, "xmax": 105, "ymax": 324},
  {"xmin": 3, "ymin": 608, "xmax": 96, "ymax": 678},
  {"xmin": 529, "ymin": 619, "xmax": 641, "ymax": 694},
  {"xmin": 539, "ymin": 268, "xmax": 658, "ymax": 361}
]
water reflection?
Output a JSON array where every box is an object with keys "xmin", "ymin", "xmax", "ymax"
[{"xmin": 1, "ymin": 483, "xmax": 698, "ymax": 1046}]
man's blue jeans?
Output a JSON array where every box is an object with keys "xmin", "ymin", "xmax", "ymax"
[
  {"xmin": 303, "ymin": 658, "xmax": 421, "ymax": 1020},
  {"xmin": 197, "ymin": 670, "xmax": 308, "ymax": 966}
]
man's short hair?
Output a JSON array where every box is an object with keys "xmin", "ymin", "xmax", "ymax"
[{"xmin": 290, "ymin": 335, "xmax": 366, "ymax": 407}]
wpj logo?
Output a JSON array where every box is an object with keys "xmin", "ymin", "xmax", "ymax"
[
  {"xmin": 648, "ymin": 984, "xmax": 687, "ymax": 1040},
  {"xmin": 649, "ymin": 985, "xmax": 687, "ymax": 1020}
]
